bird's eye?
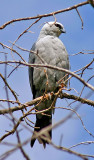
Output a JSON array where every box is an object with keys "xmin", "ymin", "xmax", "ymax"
[{"xmin": 55, "ymin": 23, "xmax": 62, "ymax": 29}]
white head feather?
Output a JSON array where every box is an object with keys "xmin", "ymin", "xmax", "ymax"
[{"xmin": 39, "ymin": 21, "xmax": 66, "ymax": 38}]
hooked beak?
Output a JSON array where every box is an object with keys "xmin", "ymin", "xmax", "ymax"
[{"xmin": 61, "ymin": 28, "xmax": 66, "ymax": 33}]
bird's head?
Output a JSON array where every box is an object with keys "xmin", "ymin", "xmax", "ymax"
[{"xmin": 40, "ymin": 21, "xmax": 66, "ymax": 37}]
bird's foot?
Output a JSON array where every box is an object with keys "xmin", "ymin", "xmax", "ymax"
[{"xmin": 43, "ymin": 92, "xmax": 54, "ymax": 100}]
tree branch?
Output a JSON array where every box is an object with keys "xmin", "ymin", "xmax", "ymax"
[
  {"xmin": 0, "ymin": 1, "xmax": 89, "ymax": 30},
  {"xmin": 0, "ymin": 60, "xmax": 94, "ymax": 91},
  {"xmin": 0, "ymin": 73, "xmax": 19, "ymax": 101},
  {"xmin": 0, "ymin": 92, "xmax": 94, "ymax": 115}
]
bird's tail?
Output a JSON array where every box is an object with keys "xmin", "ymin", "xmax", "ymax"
[{"xmin": 31, "ymin": 115, "xmax": 52, "ymax": 148}]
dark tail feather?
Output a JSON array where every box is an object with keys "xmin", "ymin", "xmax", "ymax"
[{"xmin": 31, "ymin": 115, "xmax": 52, "ymax": 148}]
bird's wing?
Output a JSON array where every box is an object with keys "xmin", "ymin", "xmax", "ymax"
[{"xmin": 28, "ymin": 43, "xmax": 36, "ymax": 99}]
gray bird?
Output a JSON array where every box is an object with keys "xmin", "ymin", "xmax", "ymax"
[{"xmin": 29, "ymin": 21, "xmax": 70, "ymax": 148}]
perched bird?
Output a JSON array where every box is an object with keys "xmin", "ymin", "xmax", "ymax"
[{"xmin": 29, "ymin": 21, "xmax": 70, "ymax": 148}]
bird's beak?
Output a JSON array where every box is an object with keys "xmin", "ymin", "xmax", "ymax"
[{"xmin": 61, "ymin": 28, "xmax": 66, "ymax": 33}]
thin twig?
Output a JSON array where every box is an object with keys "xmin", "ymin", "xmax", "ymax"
[
  {"xmin": 12, "ymin": 18, "xmax": 41, "ymax": 46},
  {"xmin": 76, "ymin": 8, "xmax": 83, "ymax": 29},
  {"xmin": 0, "ymin": 42, "xmax": 26, "ymax": 62},
  {"xmin": 0, "ymin": 73, "xmax": 19, "ymax": 101}
]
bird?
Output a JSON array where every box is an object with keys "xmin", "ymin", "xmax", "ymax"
[{"xmin": 28, "ymin": 21, "xmax": 70, "ymax": 148}]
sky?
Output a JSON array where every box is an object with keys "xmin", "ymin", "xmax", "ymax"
[{"xmin": 0, "ymin": 0, "xmax": 94, "ymax": 160}]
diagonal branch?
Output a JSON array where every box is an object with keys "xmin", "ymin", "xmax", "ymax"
[
  {"xmin": 0, "ymin": 92, "xmax": 94, "ymax": 115},
  {"xmin": 0, "ymin": 73, "xmax": 19, "ymax": 101},
  {"xmin": 0, "ymin": 42, "xmax": 26, "ymax": 62},
  {"xmin": 0, "ymin": 1, "xmax": 89, "ymax": 30},
  {"xmin": 0, "ymin": 60, "xmax": 94, "ymax": 91}
]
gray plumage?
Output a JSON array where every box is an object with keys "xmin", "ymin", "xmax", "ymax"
[{"xmin": 29, "ymin": 22, "xmax": 70, "ymax": 148}]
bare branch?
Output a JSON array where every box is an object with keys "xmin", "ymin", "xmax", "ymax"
[
  {"xmin": 50, "ymin": 142, "xmax": 89, "ymax": 160},
  {"xmin": 15, "ymin": 129, "xmax": 30, "ymax": 160},
  {"xmin": 0, "ymin": 42, "xmax": 26, "ymax": 62},
  {"xmin": 0, "ymin": 60, "xmax": 94, "ymax": 91},
  {"xmin": 0, "ymin": 89, "xmax": 94, "ymax": 116},
  {"xmin": 69, "ymin": 141, "xmax": 94, "ymax": 149},
  {"xmin": 0, "ymin": 91, "xmax": 94, "ymax": 115},
  {"xmin": 0, "ymin": 73, "xmax": 19, "ymax": 101},
  {"xmin": 0, "ymin": 1, "xmax": 89, "ymax": 30},
  {"xmin": 12, "ymin": 18, "xmax": 41, "ymax": 46},
  {"xmin": 76, "ymin": 8, "xmax": 83, "ymax": 29}
]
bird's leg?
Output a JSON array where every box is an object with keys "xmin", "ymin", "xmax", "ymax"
[{"xmin": 43, "ymin": 92, "xmax": 54, "ymax": 100}]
